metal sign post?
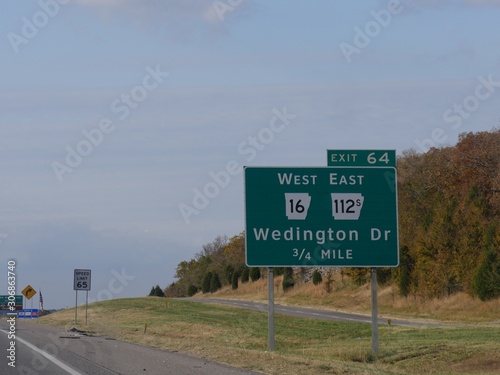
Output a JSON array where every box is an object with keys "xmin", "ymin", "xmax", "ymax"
[
  {"xmin": 268, "ymin": 267, "xmax": 275, "ymax": 351},
  {"xmin": 85, "ymin": 291, "xmax": 88, "ymax": 325},
  {"xmin": 74, "ymin": 269, "xmax": 91, "ymax": 325},
  {"xmin": 371, "ymin": 268, "xmax": 378, "ymax": 353},
  {"xmin": 75, "ymin": 291, "xmax": 78, "ymax": 324}
]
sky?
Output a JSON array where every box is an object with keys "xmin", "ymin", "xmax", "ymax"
[{"xmin": 1, "ymin": 0, "xmax": 499, "ymax": 310}]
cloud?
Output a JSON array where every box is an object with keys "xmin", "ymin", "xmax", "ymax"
[
  {"xmin": 75, "ymin": 0, "xmax": 212, "ymax": 23},
  {"xmin": 74, "ymin": 0, "xmax": 253, "ymax": 39}
]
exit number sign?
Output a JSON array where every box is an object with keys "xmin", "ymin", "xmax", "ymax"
[{"xmin": 327, "ymin": 150, "xmax": 396, "ymax": 167}]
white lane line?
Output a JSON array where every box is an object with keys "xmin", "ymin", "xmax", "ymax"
[{"xmin": 1, "ymin": 329, "xmax": 83, "ymax": 375}]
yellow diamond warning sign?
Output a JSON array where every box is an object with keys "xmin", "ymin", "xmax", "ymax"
[{"xmin": 22, "ymin": 285, "xmax": 37, "ymax": 300}]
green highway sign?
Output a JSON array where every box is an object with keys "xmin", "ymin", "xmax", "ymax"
[
  {"xmin": 0, "ymin": 295, "xmax": 23, "ymax": 311},
  {"xmin": 245, "ymin": 167, "xmax": 398, "ymax": 267},
  {"xmin": 327, "ymin": 150, "xmax": 396, "ymax": 167}
]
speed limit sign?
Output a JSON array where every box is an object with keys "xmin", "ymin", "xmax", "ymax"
[{"xmin": 74, "ymin": 269, "xmax": 91, "ymax": 291}]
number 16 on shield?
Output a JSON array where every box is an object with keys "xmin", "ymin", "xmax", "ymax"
[{"xmin": 285, "ymin": 193, "xmax": 311, "ymax": 220}]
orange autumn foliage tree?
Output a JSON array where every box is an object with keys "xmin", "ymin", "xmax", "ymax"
[{"xmin": 397, "ymin": 129, "xmax": 499, "ymax": 298}]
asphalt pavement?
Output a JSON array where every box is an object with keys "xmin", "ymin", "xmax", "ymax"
[{"xmin": 0, "ymin": 318, "xmax": 262, "ymax": 375}]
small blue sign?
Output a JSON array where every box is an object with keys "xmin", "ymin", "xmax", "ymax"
[{"xmin": 17, "ymin": 309, "xmax": 39, "ymax": 318}]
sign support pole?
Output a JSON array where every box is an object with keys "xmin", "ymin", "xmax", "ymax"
[
  {"xmin": 268, "ymin": 267, "xmax": 275, "ymax": 351},
  {"xmin": 75, "ymin": 291, "xmax": 78, "ymax": 325},
  {"xmin": 371, "ymin": 267, "xmax": 378, "ymax": 354},
  {"xmin": 74, "ymin": 269, "xmax": 91, "ymax": 325},
  {"xmin": 85, "ymin": 291, "xmax": 88, "ymax": 325}
]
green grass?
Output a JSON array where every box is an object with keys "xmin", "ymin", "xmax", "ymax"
[{"xmin": 39, "ymin": 297, "xmax": 500, "ymax": 375}]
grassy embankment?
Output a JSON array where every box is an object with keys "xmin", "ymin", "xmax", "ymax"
[
  {"xmin": 214, "ymin": 276, "xmax": 500, "ymax": 323},
  {"xmin": 39, "ymin": 277, "xmax": 500, "ymax": 375}
]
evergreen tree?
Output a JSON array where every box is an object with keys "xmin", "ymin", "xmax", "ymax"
[
  {"xmin": 377, "ymin": 268, "xmax": 393, "ymax": 285},
  {"xmin": 249, "ymin": 267, "xmax": 261, "ymax": 282},
  {"xmin": 210, "ymin": 273, "xmax": 221, "ymax": 293},
  {"xmin": 187, "ymin": 285, "xmax": 198, "ymax": 297},
  {"xmin": 473, "ymin": 251, "xmax": 500, "ymax": 301},
  {"xmin": 148, "ymin": 286, "xmax": 156, "ymax": 296},
  {"xmin": 282, "ymin": 267, "xmax": 295, "ymax": 291},
  {"xmin": 274, "ymin": 267, "xmax": 285, "ymax": 276},
  {"xmin": 225, "ymin": 265, "xmax": 235, "ymax": 284},
  {"xmin": 324, "ymin": 270, "xmax": 334, "ymax": 293},
  {"xmin": 312, "ymin": 269, "xmax": 322, "ymax": 285},
  {"xmin": 241, "ymin": 267, "xmax": 250, "ymax": 283},
  {"xmin": 398, "ymin": 246, "xmax": 413, "ymax": 297},
  {"xmin": 231, "ymin": 271, "xmax": 239, "ymax": 290},
  {"xmin": 153, "ymin": 285, "xmax": 164, "ymax": 297},
  {"xmin": 202, "ymin": 272, "xmax": 212, "ymax": 294}
]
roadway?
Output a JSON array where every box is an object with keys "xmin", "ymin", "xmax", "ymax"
[
  {"xmin": 187, "ymin": 297, "xmax": 444, "ymax": 327},
  {"xmin": 0, "ymin": 317, "xmax": 262, "ymax": 375}
]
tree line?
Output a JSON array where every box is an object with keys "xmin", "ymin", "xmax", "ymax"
[{"xmin": 162, "ymin": 129, "xmax": 499, "ymax": 301}]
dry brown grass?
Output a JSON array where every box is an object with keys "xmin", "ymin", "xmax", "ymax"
[{"xmin": 212, "ymin": 275, "xmax": 500, "ymax": 323}]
